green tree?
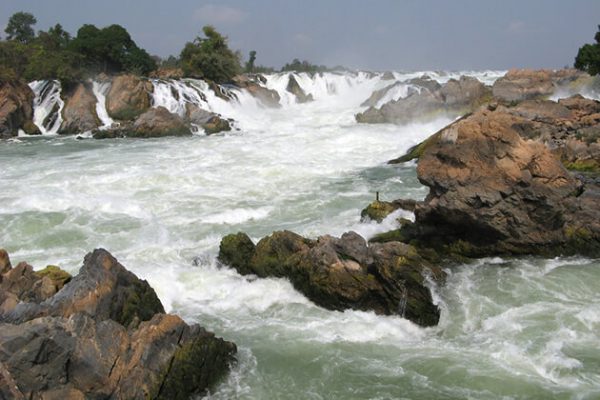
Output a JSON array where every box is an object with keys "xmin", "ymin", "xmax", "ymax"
[
  {"xmin": 245, "ymin": 50, "xmax": 257, "ymax": 73},
  {"xmin": 575, "ymin": 25, "xmax": 600, "ymax": 76},
  {"xmin": 0, "ymin": 40, "xmax": 33, "ymax": 81},
  {"xmin": 180, "ymin": 25, "xmax": 241, "ymax": 82},
  {"xmin": 36, "ymin": 23, "xmax": 71, "ymax": 51},
  {"xmin": 4, "ymin": 12, "xmax": 37, "ymax": 43}
]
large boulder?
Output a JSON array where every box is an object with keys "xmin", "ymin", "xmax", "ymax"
[
  {"xmin": 356, "ymin": 76, "xmax": 490, "ymax": 125},
  {"xmin": 389, "ymin": 104, "xmax": 600, "ymax": 257},
  {"xmin": 286, "ymin": 74, "xmax": 313, "ymax": 103},
  {"xmin": 94, "ymin": 107, "xmax": 192, "ymax": 139},
  {"xmin": 219, "ymin": 231, "xmax": 444, "ymax": 327},
  {"xmin": 59, "ymin": 82, "xmax": 101, "ymax": 134},
  {"xmin": 0, "ymin": 80, "xmax": 40, "ymax": 138},
  {"xmin": 492, "ymin": 68, "xmax": 590, "ymax": 102},
  {"xmin": 233, "ymin": 75, "xmax": 281, "ymax": 108},
  {"xmin": 0, "ymin": 249, "xmax": 236, "ymax": 399},
  {"xmin": 106, "ymin": 74, "xmax": 153, "ymax": 121},
  {"xmin": 185, "ymin": 104, "xmax": 231, "ymax": 135}
]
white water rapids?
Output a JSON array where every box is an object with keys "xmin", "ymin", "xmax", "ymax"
[{"xmin": 3, "ymin": 71, "xmax": 600, "ymax": 399}]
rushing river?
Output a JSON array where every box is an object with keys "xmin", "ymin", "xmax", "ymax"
[{"xmin": 1, "ymin": 71, "xmax": 599, "ymax": 399}]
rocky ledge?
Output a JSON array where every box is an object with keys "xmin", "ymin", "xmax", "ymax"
[
  {"xmin": 0, "ymin": 248, "xmax": 236, "ymax": 399},
  {"xmin": 384, "ymin": 97, "xmax": 600, "ymax": 258},
  {"xmin": 218, "ymin": 230, "xmax": 444, "ymax": 327}
]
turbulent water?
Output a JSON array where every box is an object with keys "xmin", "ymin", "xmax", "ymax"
[{"xmin": 2, "ymin": 71, "xmax": 600, "ymax": 399}]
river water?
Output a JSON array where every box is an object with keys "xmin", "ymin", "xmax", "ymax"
[{"xmin": 1, "ymin": 71, "xmax": 599, "ymax": 399}]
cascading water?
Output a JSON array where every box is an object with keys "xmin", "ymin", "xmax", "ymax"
[
  {"xmin": 92, "ymin": 81, "xmax": 114, "ymax": 130},
  {"xmin": 5, "ymin": 70, "xmax": 599, "ymax": 399},
  {"xmin": 28, "ymin": 80, "xmax": 64, "ymax": 135}
]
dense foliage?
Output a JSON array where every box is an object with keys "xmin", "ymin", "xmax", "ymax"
[
  {"xmin": 4, "ymin": 12, "xmax": 37, "ymax": 43},
  {"xmin": 575, "ymin": 25, "xmax": 600, "ymax": 76},
  {"xmin": 281, "ymin": 59, "xmax": 331, "ymax": 73},
  {"xmin": 180, "ymin": 25, "xmax": 241, "ymax": 82}
]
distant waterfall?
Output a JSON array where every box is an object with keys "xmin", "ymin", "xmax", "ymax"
[
  {"xmin": 92, "ymin": 81, "xmax": 114, "ymax": 130},
  {"xmin": 29, "ymin": 80, "xmax": 64, "ymax": 135}
]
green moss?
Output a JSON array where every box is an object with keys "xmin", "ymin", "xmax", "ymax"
[
  {"xmin": 369, "ymin": 229, "xmax": 408, "ymax": 244},
  {"xmin": 118, "ymin": 281, "xmax": 164, "ymax": 327},
  {"xmin": 111, "ymin": 107, "xmax": 144, "ymax": 121},
  {"xmin": 360, "ymin": 201, "xmax": 397, "ymax": 222},
  {"xmin": 153, "ymin": 335, "xmax": 236, "ymax": 400},
  {"xmin": 563, "ymin": 159, "xmax": 600, "ymax": 174},
  {"xmin": 34, "ymin": 265, "xmax": 72, "ymax": 287},
  {"xmin": 389, "ymin": 131, "xmax": 442, "ymax": 163},
  {"xmin": 218, "ymin": 232, "xmax": 256, "ymax": 274}
]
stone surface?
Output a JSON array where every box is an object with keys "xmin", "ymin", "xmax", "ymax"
[
  {"xmin": 492, "ymin": 68, "xmax": 589, "ymax": 102},
  {"xmin": 59, "ymin": 82, "xmax": 101, "ymax": 134},
  {"xmin": 106, "ymin": 74, "xmax": 153, "ymax": 121},
  {"xmin": 94, "ymin": 107, "xmax": 192, "ymax": 139},
  {"xmin": 0, "ymin": 80, "xmax": 39, "ymax": 138},
  {"xmin": 0, "ymin": 249, "xmax": 236, "ymax": 399},
  {"xmin": 389, "ymin": 104, "xmax": 600, "ymax": 257},
  {"xmin": 219, "ymin": 231, "xmax": 444, "ymax": 326},
  {"xmin": 356, "ymin": 76, "xmax": 490, "ymax": 125},
  {"xmin": 287, "ymin": 74, "xmax": 314, "ymax": 103},
  {"xmin": 233, "ymin": 74, "xmax": 281, "ymax": 107}
]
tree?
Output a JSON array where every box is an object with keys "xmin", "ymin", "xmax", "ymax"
[
  {"xmin": 245, "ymin": 50, "xmax": 257, "ymax": 73},
  {"xmin": 180, "ymin": 25, "xmax": 241, "ymax": 82},
  {"xmin": 575, "ymin": 25, "xmax": 600, "ymax": 76},
  {"xmin": 36, "ymin": 23, "xmax": 71, "ymax": 51},
  {"xmin": 4, "ymin": 12, "xmax": 37, "ymax": 43}
]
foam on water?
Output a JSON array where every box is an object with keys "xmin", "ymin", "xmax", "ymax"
[{"xmin": 2, "ymin": 70, "xmax": 600, "ymax": 399}]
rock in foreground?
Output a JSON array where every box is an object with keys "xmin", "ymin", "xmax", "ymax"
[
  {"xmin": 389, "ymin": 103, "xmax": 600, "ymax": 257},
  {"xmin": 219, "ymin": 231, "xmax": 444, "ymax": 327},
  {"xmin": 0, "ymin": 248, "xmax": 236, "ymax": 399}
]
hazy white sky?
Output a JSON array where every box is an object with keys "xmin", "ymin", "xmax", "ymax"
[{"xmin": 1, "ymin": 0, "xmax": 599, "ymax": 70}]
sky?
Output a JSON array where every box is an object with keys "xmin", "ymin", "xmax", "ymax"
[{"xmin": 1, "ymin": 0, "xmax": 599, "ymax": 71}]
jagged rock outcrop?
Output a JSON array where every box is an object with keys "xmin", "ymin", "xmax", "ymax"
[
  {"xmin": 360, "ymin": 199, "xmax": 417, "ymax": 222},
  {"xmin": 492, "ymin": 68, "xmax": 590, "ymax": 102},
  {"xmin": 356, "ymin": 76, "xmax": 490, "ymax": 124},
  {"xmin": 0, "ymin": 248, "xmax": 236, "ymax": 399},
  {"xmin": 387, "ymin": 102, "xmax": 600, "ymax": 257},
  {"xmin": 286, "ymin": 74, "xmax": 313, "ymax": 103},
  {"xmin": 233, "ymin": 75, "xmax": 281, "ymax": 108},
  {"xmin": 0, "ymin": 80, "xmax": 40, "ymax": 138},
  {"xmin": 185, "ymin": 104, "xmax": 232, "ymax": 135},
  {"xmin": 106, "ymin": 74, "xmax": 153, "ymax": 121},
  {"xmin": 219, "ymin": 231, "xmax": 444, "ymax": 327},
  {"xmin": 94, "ymin": 106, "xmax": 191, "ymax": 139},
  {"xmin": 59, "ymin": 82, "xmax": 101, "ymax": 134}
]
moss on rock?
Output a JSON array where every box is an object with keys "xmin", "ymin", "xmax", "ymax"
[{"xmin": 34, "ymin": 265, "xmax": 72, "ymax": 288}]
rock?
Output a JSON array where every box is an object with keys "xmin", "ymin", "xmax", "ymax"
[
  {"xmin": 356, "ymin": 76, "xmax": 490, "ymax": 125},
  {"xmin": 286, "ymin": 74, "xmax": 313, "ymax": 103},
  {"xmin": 218, "ymin": 231, "xmax": 444, "ymax": 326},
  {"xmin": 0, "ymin": 80, "xmax": 40, "ymax": 138},
  {"xmin": 0, "ymin": 249, "xmax": 11, "ymax": 273},
  {"xmin": 149, "ymin": 68, "xmax": 184, "ymax": 80},
  {"xmin": 184, "ymin": 103, "xmax": 231, "ymax": 134},
  {"xmin": 381, "ymin": 71, "xmax": 395, "ymax": 80},
  {"xmin": 390, "ymin": 105, "xmax": 600, "ymax": 257},
  {"xmin": 407, "ymin": 76, "xmax": 442, "ymax": 93},
  {"xmin": 106, "ymin": 74, "xmax": 153, "ymax": 121},
  {"xmin": 0, "ymin": 249, "xmax": 237, "ymax": 399},
  {"xmin": 209, "ymin": 81, "xmax": 235, "ymax": 102},
  {"xmin": 233, "ymin": 75, "xmax": 281, "ymax": 108},
  {"xmin": 96, "ymin": 107, "xmax": 192, "ymax": 139},
  {"xmin": 202, "ymin": 115, "xmax": 231, "ymax": 135},
  {"xmin": 360, "ymin": 201, "xmax": 399, "ymax": 222},
  {"xmin": 361, "ymin": 82, "xmax": 403, "ymax": 108},
  {"xmin": 492, "ymin": 68, "xmax": 590, "ymax": 102},
  {"xmin": 59, "ymin": 82, "xmax": 101, "ymax": 134}
]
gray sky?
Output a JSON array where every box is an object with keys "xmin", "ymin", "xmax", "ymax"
[{"xmin": 1, "ymin": 0, "xmax": 599, "ymax": 71}]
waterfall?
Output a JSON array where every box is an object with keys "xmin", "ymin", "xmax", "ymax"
[
  {"xmin": 92, "ymin": 81, "xmax": 114, "ymax": 130},
  {"xmin": 29, "ymin": 80, "xmax": 64, "ymax": 135}
]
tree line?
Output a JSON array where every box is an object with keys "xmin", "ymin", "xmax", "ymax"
[{"xmin": 0, "ymin": 11, "xmax": 340, "ymax": 86}]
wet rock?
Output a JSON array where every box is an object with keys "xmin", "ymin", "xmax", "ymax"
[
  {"xmin": 0, "ymin": 249, "xmax": 237, "ymax": 399},
  {"xmin": 233, "ymin": 74, "xmax": 281, "ymax": 108},
  {"xmin": 492, "ymin": 68, "xmax": 589, "ymax": 102},
  {"xmin": 95, "ymin": 107, "xmax": 191, "ymax": 139},
  {"xmin": 59, "ymin": 82, "xmax": 101, "ymax": 134},
  {"xmin": 287, "ymin": 74, "xmax": 314, "ymax": 103},
  {"xmin": 389, "ymin": 105, "xmax": 600, "ymax": 257},
  {"xmin": 219, "ymin": 231, "xmax": 444, "ymax": 327},
  {"xmin": 356, "ymin": 76, "xmax": 490, "ymax": 125},
  {"xmin": 106, "ymin": 74, "xmax": 153, "ymax": 121},
  {"xmin": 360, "ymin": 81, "xmax": 404, "ymax": 108},
  {"xmin": 360, "ymin": 201, "xmax": 400, "ymax": 222},
  {"xmin": 0, "ymin": 80, "xmax": 40, "ymax": 138}
]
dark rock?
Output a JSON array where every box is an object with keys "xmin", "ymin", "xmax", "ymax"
[
  {"xmin": 492, "ymin": 68, "xmax": 589, "ymax": 102},
  {"xmin": 184, "ymin": 103, "xmax": 231, "ymax": 135},
  {"xmin": 95, "ymin": 107, "xmax": 192, "ymax": 139},
  {"xmin": 59, "ymin": 82, "xmax": 101, "ymax": 134},
  {"xmin": 286, "ymin": 74, "xmax": 313, "ymax": 103},
  {"xmin": 106, "ymin": 74, "xmax": 153, "ymax": 121},
  {"xmin": 0, "ymin": 249, "xmax": 237, "ymax": 399},
  {"xmin": 218, "ymin": 231, "xmax": 443, "ymax": 326},
  {"xmin": 233, "ymin": 75, "xmax": 281, "ymax": 108},
  {"xmin": 0, "ymin": 80, "xmax": 40, "ymax": 138}
]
